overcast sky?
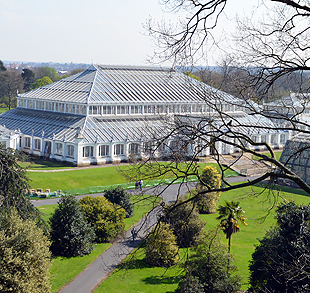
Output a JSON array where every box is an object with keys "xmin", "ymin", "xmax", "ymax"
[{"xmin": 0, "ymin": 0, "xmax": 260, "ymax": 66}]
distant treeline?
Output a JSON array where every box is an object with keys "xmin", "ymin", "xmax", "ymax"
[{"xmin": 0, "ymin": 60, "xmax": 84, "ymax": 110}]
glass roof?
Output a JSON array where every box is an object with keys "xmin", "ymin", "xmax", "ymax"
[{"xmin": 18, "ymin": 65, "xmax": 241, "ymax": 106}]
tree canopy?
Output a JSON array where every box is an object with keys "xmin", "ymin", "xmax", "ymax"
[
  {"xmin": 0, "ymin": 60, "xmax": 6, "ymax": 72},
  {"xmin": 161, "ymin": 196, "xmax": 206, "ymax": 248},
  {"xmin": 0, "ymin": 208, "xmax": 52, "ymax": 293},
  {"xmin": 34, "ymin": 66, "xmax": 60, "ymax": 82},
  {"xmin": 195, "ymin": 166, "xmax": 221, "ymax": 214},
  {"xmin": 32, "ymin": 76, "xmax": 53, "ymax": 89},
  {"xmin": 103, "ymin": 186, "xmax": 134, "ymax": 218},
  {"xmin": 249, "ymin": 202, "xmax": 310, "ymax": 292},
  {"xmin": 175, "ymin": 229, "xmax": 241, "ymax": 293},
  {"xmin": 21, "ymin": 68, "xmax": 35, "ymax": 91},
  {"xmin": 50, "ymin": 195, "xmax": 95, "ymax": 257},
  {"xmin": 0, "ymin": 145, "xmax": 46, "ymax": 229},
  {"xmin": 145, "ymin": 222, "xmax": 179, "ymax": 267},
  {"xmin": 79, "ymin": 196, "xmax": 126, "ymax": 243}
]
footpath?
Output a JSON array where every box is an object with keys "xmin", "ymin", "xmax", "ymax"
[{"xmin": 32, "ymin": 176, "xmax": 257, "ymax": 293}]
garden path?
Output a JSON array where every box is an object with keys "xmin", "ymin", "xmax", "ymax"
[
  {"xmin": 56, "ymin": 183, "xmax": 196, "ymax": 293},
  {"xmin": 32, "ymin": 176, "xmax": 257, "ymax": 293}
]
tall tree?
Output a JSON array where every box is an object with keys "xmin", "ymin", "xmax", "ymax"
[
  {"xmin": 217, "ymin": 201, "xmax": 247, "ymax": 253},
  {"xmin": 79, "ymin": 196, "xmax": 126, "ymax": 243},
  {"xmin": 175, "ymin": 229, "xmax": 241, "ymax": 293},
  {"xmin": 136, "ymin": 0, "xmax": 310, "ymax": 199},
  {"xmin": 0, "ymin": 60, "xmax": 6, "ymax": 72},
  {"xmin": 161, "ymin": 196, "xmax": 206, "ymax": 248},
  {"xmin": 21, "ymin": 68, "xmax": 35, "ymax": 91},
  {"xmin": 249, "ymin": 202, "xmax": 310, "ymax": 292},
  {"xmin": 50, "ymin": 195, "xmax": 95, "ymax": 257},
  {"xmin": 0, "ymin": 69, "xmax": 23, "ymax": 109},
  {"xmin": 0, "ymin": 145, "xmax": 46, "ymax": 229}
]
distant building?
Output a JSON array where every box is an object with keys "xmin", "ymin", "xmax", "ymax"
[
  {"xmin": 263, "ymin": 93, "xmax": 310, "ymax": 134},
  {"xmin": 0, "ymin": 65, "xmax": 288, "ymax": 166}
]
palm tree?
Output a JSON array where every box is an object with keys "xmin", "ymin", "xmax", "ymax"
[{"xmin": 217, "ymin": 201, "xmax": 247, "ymax": 253}]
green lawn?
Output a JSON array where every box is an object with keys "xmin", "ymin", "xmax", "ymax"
[
  {"xmin": 94, "ymin": 183, "xmax": 310, "ymax": 292},
  {"xmin": 252, "ymin": 150, "xmax": 282, "ymax": 161},
  {"xmin": 19, "ymin": 157, "xmax": 74, "ymax": 170},
  {"xmin": 27, "ymin": 162, "xmax": 238, "ymax": 193},
  {"xmin": 0, "ymin": 107, "xmax": 9, "ymax": 114},
  {"xmin": 39, "ymin": 193, "xmax": 161, "ymax": 292},
  {"xmin": 97, "ymin": 250, "xmax": 183, "ymax": 293},
  {"xmin": 51, "ymin": 243, "xmax": 112, "ymax": 292},
  {"xmin": 27, "ymin": 166, "xmax": 127, "ymax": 192}
]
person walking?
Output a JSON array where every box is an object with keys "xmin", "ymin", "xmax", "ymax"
[
  {"xmin": 131, "ymin": 227, "xmax": 136, "ymax": 241},
  {"xmin": 139, "ymin": 179, "xmax": 143, "ymax": 191}
]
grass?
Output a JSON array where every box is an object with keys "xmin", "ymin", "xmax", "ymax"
[
  {"xmin": 38, "ymin": 205, "xmax": 57, "ymax": 222},
  {"xmin": 0, "ymin": 107, "xmax": 9, "ymax": 114},
  {"xmin": 27, "ymin": 162, "xmax": 238, "ymax": 192},
  {"xmin": 27, "ymin": 166, "xmax": 127, "ymax": 192},
  {"xmin": 19, "ymin": 157, "xmax": 74, "ymax": 170},
  {"xmin": 39, "ymin": 193, "xmax": 161, "ymax": 293},
  {"xmin": 94, "ymin": 183, "xmax": 310, "ymax": 292},
  {"xmin": 252, "ymin": 150, "xmax": 282, "ymax": 161},
  {"xmin": 51, "ymin": 243, "xmax": 111, "ymax": 292},
  {"xmin": 96, "ymin": 252, "xmax": 183, "ymax": 293}
]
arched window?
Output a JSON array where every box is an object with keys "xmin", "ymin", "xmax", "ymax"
[
  {"xmin": 83, "ymin": 146, "xmax": 94, "ymax": 157},
  {"xmin": 129, "ymin": 143, "xmax": 140, "ymax": 155},
  {"xmin": 99, "ymin": 145, "xmax": 110, "ymax": 156},
  {"xmin": 114, "ymin": 144, "xmax": 124, "ymax": 156},
  {"xmin": 67, "ymin": 145, "xmax": 74, "ymax": 157},
  {"xmin": 280, "ymin": 134, "xmax": 286, "ymax": 143}
]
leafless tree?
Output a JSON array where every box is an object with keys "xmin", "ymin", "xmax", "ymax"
[{"xmin": 127, "ymin": 0, "xmax": 310, "ymax": 201}]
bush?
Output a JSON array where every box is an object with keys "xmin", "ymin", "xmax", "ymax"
[
  {"xmin": 161, "ymin": 196, "xmax": 206, "ymax": 248},
  {"xmin": 175, "ymin": 274, "xmax": 204, "ymax": 293},
  {"xmin": 195, "ymin": 166, "xmax": 221, "ymax": 214},
  {"xmin": 175, "ymin": 229, "xmax": 241, "ymax": 293},
  {"xmin": 103, "ymin": 186, "xmax": 134, "ymax": 218},
  {"xmin": 80, "ymin": 196, "xmax": 126, "ymax": 243},
  {"xmin": 0, "ymin": 208, "xmax": 52, "ymax": 293},
  {"xmin": 50, "ymin": 195, "xmax": 95, "ymax": 257},
  {"xmin": 249, "ymin": 202, "xmax": 310, "ymax": 293},
  {"xmin": 145, "ymin": 222, "xmax": 179, "ymax": 267}
]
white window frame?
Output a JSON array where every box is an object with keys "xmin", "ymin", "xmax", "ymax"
[
  {"xmin": 129, "ymin": 143, "xmax": 140, "ymax": 155},
  {"xmin": 25, "ymin": 137, "xmax": 31, "ymax": 148},
  {"xmin": 114, "ymin": 144, "xmax": 124, "ymax": 156},
  {"xmin": 83, "ymin": 146, "xmax": 94, "ymax": 158},
  {"xmin": 56, "ymin": 143, "xmax": 63, "ymax": 155},
  {"xmin": 99, "ymin": 145, "xmax": 109, "ymax": 157},
  {"xmin": 34, "ymin": 139, "xmax": 41, "ymax": 150},
  {"xmin": 67, "ymin": 145, "xmax": 74, "ymax": 157}
]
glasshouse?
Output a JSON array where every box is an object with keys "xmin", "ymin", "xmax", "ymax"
[{"xmin": 0, "ymin": 65, "xmax": 289, "ymax": 166}]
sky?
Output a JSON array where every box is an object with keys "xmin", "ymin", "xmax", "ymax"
[{"xmin": 0, "ymin": 0, "xmax": 261, "ymax": 66}]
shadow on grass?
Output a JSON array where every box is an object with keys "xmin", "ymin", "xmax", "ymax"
[
  {"xmin": 20, "ymin": 156, "xmax": 74, "ymax": 169},
  {"xmin": 117, "ymin": 258, "xmax": 182, "ymax": 288},
  {"xmin": 143, "ymin": 275, "xmax": 181, "ymax": 285},
  {"xmin": 118, "ymin": 258, "xmax": 149, "ymax": 270},
  {"xmin": 255, "ymin": 182, "xmax": 310, "ymax": 197}
]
